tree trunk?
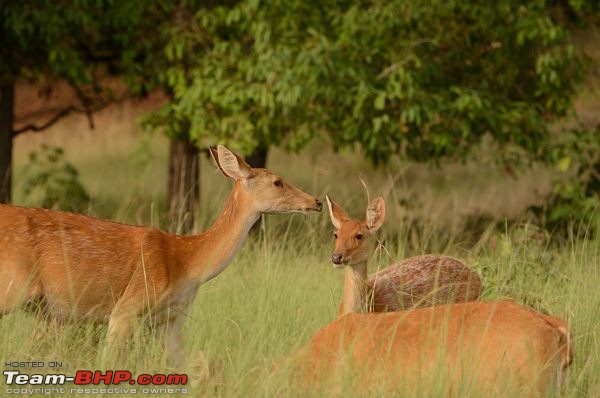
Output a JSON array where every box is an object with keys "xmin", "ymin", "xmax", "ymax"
[
  {"xmin": 0, "ymin": 82, "xmax": 14, "ymax": 204},
  {"xmin": 167, "ymin": 138, "xmax": 200, "ymax": 234},
  {"xmin": 245, "ymin": 145, "xmax": 268, "ymax": 169}
]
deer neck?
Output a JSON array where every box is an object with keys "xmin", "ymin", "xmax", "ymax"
[
  {"xmin": 340, "ymin": 261, "xmax": 369, "ymax": 314},
  {"xmin": 184, "ymin": 181, "xmax": 260, "ymax": 283}
]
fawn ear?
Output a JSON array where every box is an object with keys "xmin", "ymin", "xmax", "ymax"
[
  {"xmin": 326, "ymin": 196, "xmax": 349, "ymax": 230},
  {"xmin": 210, "ymin": 145, "xmax": 254, "ymax": 180},
  {"xmin": 365, "ymin": 196, "xmax": 385, "ymax": 231}
]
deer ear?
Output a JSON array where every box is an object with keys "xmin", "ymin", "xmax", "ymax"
[
  {"xmin": 212, "ymin": 145, "xmax": 254, "ymax": 180},
  {"xmin": 209, "ymin": 146, "xmax": 221, "ymax": 170},
  {"xmin": 365, "ymin": 196, "xmax": 385, "ymax": 231},
  {"xmin": 326, "ymin": 196, "xmax": 349, "ymax": 230}
]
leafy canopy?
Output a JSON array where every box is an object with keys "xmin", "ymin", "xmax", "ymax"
[
  {"xmin": 150, "ymin": 0, "xmax": 587, "ymax": 165},
  {"xmin": 1, "ymin": 0, "xmax": 170, "ymax": 93}
]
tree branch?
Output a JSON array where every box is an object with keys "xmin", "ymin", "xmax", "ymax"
[
  {"xmin": 69, "ymin": 80, "xmax": 98, "ymax": 130},
  {"xmin": 376, "ymin": 38, "xmax": 437, "ymax": 80},
  {"xmin": 13, "ymin": 106, "xmax": 77, "ymax": 135},
  {"xmin": 12, "ymin": 100, "xmax": 117, "ymax": 136}
]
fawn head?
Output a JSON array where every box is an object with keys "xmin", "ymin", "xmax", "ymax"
[
  {"xmin": 210, "ymin": 145, "xmax": 322, "ymax": 214},
  {"xmin": 326, "ymin": 196, "xmax": 385, "ymax": 267}
]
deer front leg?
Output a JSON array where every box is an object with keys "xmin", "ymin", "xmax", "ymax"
[
  {"xmin": 161, "ymin": 312, "xmax": 186, "ymax": 365},
  {"xmin": 106, "ymin": 311, "xmax": 135, "ymax": 346},
  {"xmin": 151, "ymin": 301, "xmax": 192, "ymax": 365},
  {"xmin": 153, "ymin": 307, "xmax": 213, "ymax": 385},
  {"xmin": 101, "ymin": 299, "xmax": 140, "ymax": 363}
]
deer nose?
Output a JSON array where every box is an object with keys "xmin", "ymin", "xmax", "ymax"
[
  {"xmin": 315, "ymin": 198, "xmax": 323, "ymax": 212},
  {"xmin": 331, "ymin": 253, "xmax": 343, "ymax": 265}
]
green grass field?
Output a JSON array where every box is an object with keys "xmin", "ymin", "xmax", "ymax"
[{"xmin": 2, "ymin": 129, "xmax": 599, "ymax": 397}]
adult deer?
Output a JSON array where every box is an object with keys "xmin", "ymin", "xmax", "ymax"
[
  {"xmin": 325, "ymin": 196, "xmax": 482, "ymax": 314},
  {"xmin": 0, "ymin": 145, "xmax": 322, "ymax": 360},
  {"xmin": 295, "ymin": 300, "xmax": 571, "ymax": 396}
]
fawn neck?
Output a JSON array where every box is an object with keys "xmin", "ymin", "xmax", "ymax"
[
  {"xmin": 184, "ymin": 180, "xmax": 260, "ymax": 282},
  {"xmin": 340, "ymin": 260, "xmax": 369, "ymax": 314}
]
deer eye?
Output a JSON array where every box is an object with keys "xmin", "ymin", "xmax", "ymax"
[
  {"xmin": 274, "ymin": 179, "xmax": 282, "ymax": 187},
  {"xmin": 355, "ymin": 233, "xmax": 363, "ymax": 240},
  {"xmin": 334, "ymin": 233, "xmax": 338, "ymax": 239}
]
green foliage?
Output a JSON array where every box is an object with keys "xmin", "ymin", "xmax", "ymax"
[
  {"xmin": 22, "ymin": 145, "xmax": 91, "ymax": 212},
  {"xmin": 1, "ymin": 0, "xmax": 170, "ymax": 90},
  {"xmin": 538, "ymin": 181, "xmax": 599, "ymax": 236},
  {"xmin": 320, "ymin": 1, "xmax": 586, "ymax": 164},
  {"xmin": 146, "ymin": 1, "xmax": 587, "ymax": 163},
  {"xmin": 530, "ymin": 126, "xmax": 600, "ymax": 236},
  {"xmin": 141, "ymin": 0, "xmax": 598, "ymax": 231},
  {"xmin": 144, "ymin": 0, "xmax": 323, "ymax": 152},
  {"xmin": 3, "ymin": 0, "xmax": 597, "ymax": 228}
]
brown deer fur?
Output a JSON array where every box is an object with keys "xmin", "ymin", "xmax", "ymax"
[
  {"xmin": 297, "ymin": 300, "xmax": 572, "ymax": 395},
  {"xmin": 0, "ymin": 145, "xmax": 322, "ymax": 360}
]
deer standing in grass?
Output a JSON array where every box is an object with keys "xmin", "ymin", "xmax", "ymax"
[
  {"xmin": 325, "ymin": 196, "xmax": 482, "ymax": 314},
  {"xmin": 296, "ymin": 300, "xmax": 571, "ymax": 396},
  {"xmin": 0, "ymin": 145, "xmax": 322, "ymax": 361}
]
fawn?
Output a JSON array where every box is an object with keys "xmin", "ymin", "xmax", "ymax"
[{"xmin": 325, "ymin": 196, "xmax": 482, "ymax": 314}]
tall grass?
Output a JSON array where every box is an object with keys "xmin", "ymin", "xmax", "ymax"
[
  {"xmin": 1, "ymin": 217, "xmax": 598, "ymax": 397},
  {"xmin": 3, "ymin": 134, "xmax": 599, "ymax": 397}
]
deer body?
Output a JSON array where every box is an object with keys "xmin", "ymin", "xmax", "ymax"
[
  {"xmin": 298, "ymin": 300, "xmax": 572, "ymax": 395},
  {"xmin": 326, "ymin": 196, "xmax": 482, "ymax": 315},
  {"xmin": 369, "ymin": 255, "xmax": 481, "ymax": 312},
  {"xmin": 0, "ymin": 145, "xmax": 322, "ymax": 359},
  {"xmin": 0, "ymin": 184, "xmax": 256, "ymax": 321}
]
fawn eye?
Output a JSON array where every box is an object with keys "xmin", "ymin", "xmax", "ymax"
[
  {"xmin": 355, "ymin": 233, "xmax": 363, "ymax": 240},
  {"xmin": 274, "ymin": 179, "xmax": 282, "ymax": 187},
  {"xmin": 334, "ymin": 233, "xmax": 338, "ymax": 239}
]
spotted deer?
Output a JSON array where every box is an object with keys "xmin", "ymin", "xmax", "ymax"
[
  {"xmin": 0, "ymin": 145, "xmax": 322, "ymax": 360},
  {"xmin": 325, "ymin": 196, "xmax": 482, "ymax": 315}
]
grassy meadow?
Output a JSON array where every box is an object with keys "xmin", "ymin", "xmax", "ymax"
[{"xmin": 1, "ymin": 116, "xmax": 599, "ymax": 397}]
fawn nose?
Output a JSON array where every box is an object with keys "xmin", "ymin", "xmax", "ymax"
[
  {"xmin": 331, "ymin": 253, "xmax": 343, "ymax": 265},
  {"xmin": 315, "ymin": 198, "xmax": 323, "ymax": 212}
]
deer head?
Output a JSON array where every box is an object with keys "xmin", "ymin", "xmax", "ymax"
[
  {"xmin": 210, "ymin": 145, "xmax": 322, "ymax": 215},
  {"xmin": 326, "ymin": 196, "xmax": 385, "ymax": 268}
]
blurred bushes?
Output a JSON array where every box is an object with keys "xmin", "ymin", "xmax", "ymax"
[
  {"xmin": 22, "ymin": 145, "xmax": 91, "ymax": 213},
  {"xmin": 531, "ymin": 126, "xmax": 600, "ymax": 238}
]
